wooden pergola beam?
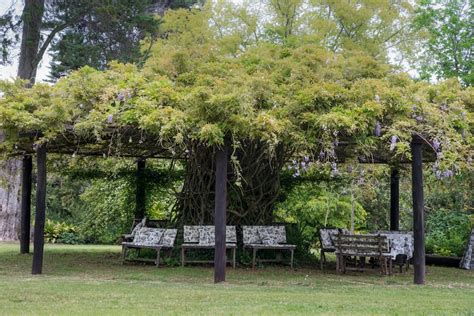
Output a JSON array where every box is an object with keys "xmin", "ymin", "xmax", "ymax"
[
  {"xmin": 214, "ymin": 143, "xmax": 228, "ymax": 283},
  {"xmin": 411, "ymin": 135, "xmax": 426, "ymax": 285},
  {"xmin": 32, "ymin": 144, "xmax": 47, "ymax": 275},
  {"xmin": 390, "ymin": 167, "xmax": 400, "ymax": 231},
  {"xmin": 20, "ymin": 155, "xmax": 32, "ymax": 254},
  {"xmin": 135, "ymin": 158, "xmax": 146, "ymax": 220}
]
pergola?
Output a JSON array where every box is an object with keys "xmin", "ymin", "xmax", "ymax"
[{"xmin": 14, "ymin": 128, "xmax": 431, "ymax": 285}]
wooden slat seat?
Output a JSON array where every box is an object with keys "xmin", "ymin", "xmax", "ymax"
[
  {"xmin": 335, "ymin": 233, "xmax": 392, "ymax": 275},
  {"xmin": 243, "ymin": 225, "xmax": 296, "ymax": 269},
  {"xmin": 122, "ymin": 227, "xmax": 177, "ymax": 267},
  {"xmin": 181, "ymin": 225, "xmax": 237, "ymax": 268},
  {"xmin": 319, "ymin": 228, "xmax": 350, "ymax": 270}
]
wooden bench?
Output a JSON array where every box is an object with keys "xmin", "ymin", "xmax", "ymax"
[
  {"xmin": 335, "ymin": 233, "xmax": 392, "ymax": 275},
  {"xmin": 181, "ymin": 225, "xmax": 237, "ymax": 268},
  {"xmin": 122, "ymin": 218, "xmax": 169, "ymax": 242},
  {"xmin": 122, "ymin": 227, "xmax": 177, "ymax": 267},
  {"xmin": 243, "ymin": 225, "xmax": 296, "ymax": 269},
  {"xmin": 319, "ymin": 228, "xmax": 349, "ymax": 270}
]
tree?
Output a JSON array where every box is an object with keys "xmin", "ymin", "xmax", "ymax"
[
  {"xmin": 1, "ymin": 3, "xmax": 471, "ymax": 228},
  {"xmin": 0, "ymin": 0, "xmax": 45, "ymax": 241},
  {"xmin": 0, "ymin": 0, "xmax": 198, "ymax": 241},
  {"xmin": 414, "ymin": 0, "xmax": 473, "ymax": 86}
]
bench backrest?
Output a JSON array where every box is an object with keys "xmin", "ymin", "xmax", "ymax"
[
  {"xmin": 133, "ymin": 227, "xmax": 177, "ymax": 247},
  {"xmin": 183, "ymin": 226, "xmax": 237, "ymax": 244},
  {"xmin": 130, "ymin": 218, "xmax": 169, "ymax": 237},
  {"xmin": 335, "ymin": 233, "xmax": 389, "ymax": 256},
  {"xmin": 319, "ymin": 228, "xmax": 350, "ymax": 250},
  {"xmin": 242, "ymin": 226, "xmax": 287, "ymax": 245}
]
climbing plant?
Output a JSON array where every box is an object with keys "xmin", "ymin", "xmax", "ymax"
[{"xmin": 0, "ymin": 2, "xmax": 472, "ymax": 225}]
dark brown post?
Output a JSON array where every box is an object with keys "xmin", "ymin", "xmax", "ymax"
[
  {"xmin": 32, "ymin": 144, "xmax": 47, "ymax": 275},
  {"xmin": 214, "ymin": 143, "xmax": 228, "ymax": 283},
  {"xmin": 135, "ymin": 158, "xmax": 146, "ymax": 220},
  {"xmin": 20, "ymin": 155, "xmax": 32, "ymax": 254},
  {"xmin": 411, "ymin": 135, "xmax": 425, "ymax": 284},
  {"xmin": 390, "ymin": 167, "xmax": 400, "ymax": 231}
]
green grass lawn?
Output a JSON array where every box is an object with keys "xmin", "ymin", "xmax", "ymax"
[{"xmin": 0, "ymin": 242, "xmax": 473, "ymax": 315}]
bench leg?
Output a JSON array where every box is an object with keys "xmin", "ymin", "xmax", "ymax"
[
  {"xmin": 290, "ymin": 249, "xmax": 294, "ymax": 269},
  {"xmin": 156, "ymin": 248, "xmax": 161, "ymax": 267},
  {"xmin": 122, "ymin": 245, "xmax": 127, "ymax": 264},
  {"xmin": 320, "ymin": 250, "xmax": 324, "ymax": 270},
  {"xmin": 232, "ymin": 248, "xmax": 236, "ymax": 269},
  {"xmin": 181, "ymin": 247, "xmax": 185, "ymax": 267},
  {"xmin": 336, "ymin": 254, "xmax": 340, "ymax": 274},
  {"xmin": 252, "ymin": 248, "xmax": 257, "ymax": 269}
]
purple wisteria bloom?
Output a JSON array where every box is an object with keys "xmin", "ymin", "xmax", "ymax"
[
  {"xmin": 374, "ymin": 121, "xmax": 382, "ymax": 137},
  {"xmin": 390, "ymin": 135, "xmax": 398, "ymax": 151},
  {"xmin": 432, "ymin": 138, "xmax": 441, "ymax": 152},
  {"xmin": 117, "ymin": 92, "xmax": 125, "ymax": 102},
  {"xmin": 107, "ymin": 114, "xmax": 113, "ymax": 124}
]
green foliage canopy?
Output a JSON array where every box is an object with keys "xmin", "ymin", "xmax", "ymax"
[
  {"xmin": 414, "ymin": 0, "xmax": 473, "ymax": 86},
  {"xmin": 0, "ymin": 4, "xmax": 472, "ymax": 176}
]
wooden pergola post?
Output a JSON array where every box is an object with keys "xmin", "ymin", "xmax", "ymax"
[
  {"xmin": 20, "ymin": 155, "xmax": 32, "ymax": 254},
  {"xmin": 32, "ymin": 144, "xmax": 47, "ymax": 275},
  {"xmin": 135, "ymin": 158, "xmax": 146, "ymax": 220},
  {"xmin": 390, "ymin": 167, "xmax": 400, "ymax": 231},
  {"xmin": 411, "ymin": 135, "xmax": 425, "ymax": 284},
  {"xmin": 214, "ymin": 143, "xmax": 228, "ymax": 283}
]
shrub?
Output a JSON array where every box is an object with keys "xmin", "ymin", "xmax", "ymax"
[
  {"xmin": 425, "ymin": 208, "xmax": 471, "ymax": 257},
  {"xmin": 44, "ymin": 219, "xmax": 81, "ymax": 244}
]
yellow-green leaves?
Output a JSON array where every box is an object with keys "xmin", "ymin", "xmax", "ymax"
[{"xmin": 198, "ymin": 123, "xmax": 224, "ymax": 145}]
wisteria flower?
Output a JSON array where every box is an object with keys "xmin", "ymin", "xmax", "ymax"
[
  {"xmin": 390, "ymin": 135, "xmax": 398, "ymax": 151},
  {"xmin": 432, "ymin": 138, "xmax": 441, "ymax": 152},
  {"xmin": 374, "ymin": 121, "xmax": 382, "ymax": 137},
  {"xmin": 117, "ymin": 92, "xmax": 125, "ymax": 102}
]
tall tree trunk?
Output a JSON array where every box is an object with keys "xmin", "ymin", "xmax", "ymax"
[
  {"xmin": 0, "ymin": 154, "xmax": 22, "ymax": 241},
  {"xmin": 17, "ymin": 0, "xmax": 45, "ymax": 84},
  {"xmin": 0, "ymin": 0, "xmax": 45, "ymax": 241}
]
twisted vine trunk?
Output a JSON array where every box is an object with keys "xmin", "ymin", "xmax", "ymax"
[
  {"xmin": 0, "ymin": 0, "xmax": 45, "ymax": 240},
  {"xmin": 175, "ymin": 139, "xmax": 288, "ymax": 225},
  {"xmin": 0, "ymin": 159, "xmax": 22, "ymax": 241}
]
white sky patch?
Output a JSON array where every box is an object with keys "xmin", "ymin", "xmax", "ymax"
[
  {"xmin": 0, "ymin": 1, "xmax": 52, "ymax": 82},
  {"xmin": 1, "ymin": 0, "xmax": 419, "ymax": 82}
]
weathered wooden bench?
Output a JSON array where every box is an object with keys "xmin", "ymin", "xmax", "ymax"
[
  {"xmin": 243, "ymin": 226, "xmax": 296, "ymax": 269},
  {"xmin": 319, "ymin": 228, "xmax": 349, "ymax": 270},
  {"xmin": 335, "ymin": 233, "xmax": 392, "ymax": 275},
  {"xmin": 181, "ymin": 225, "xmax": 237, "ymax": 268},
  {"xmin": 122, "ymin": 217, "xmax": 169, "ymax": 242},
  {"xmin": 122, "ymin": 227, "xmax": 177, "ymax": 267}
]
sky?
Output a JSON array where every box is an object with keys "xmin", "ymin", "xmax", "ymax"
[
  {"xmin": 0, "ymin": 1, "xmax": 52, "ymax": 82},
  {"xmin": 0, "ymin": 0, "xmax": 416, "ymax": 82}
]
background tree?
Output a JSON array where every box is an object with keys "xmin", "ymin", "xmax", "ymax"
[
  {"xmin": 414, "ymin": 0, "xmax": 473, "ymax": 86},
  {"xmin": 0, "ymin": 0, "xmax": 199, "ymax": 241}
]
